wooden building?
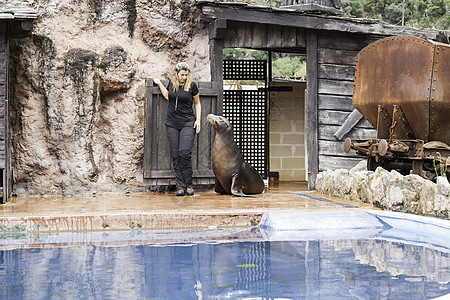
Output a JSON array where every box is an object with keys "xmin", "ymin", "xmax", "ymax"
[
  {"xmin": 145, "ymin": 0, "xmax": 444, "ymax": 190},
  {"xmin": 197, "ymin": 0, "xmax": 443, "ymax": 189},
  {"xmin": 0, "ymin": 3, "xmax": 36, "ymax": 202}
]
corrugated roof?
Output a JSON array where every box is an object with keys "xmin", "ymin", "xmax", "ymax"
[{"xmin": 0, "ymin": 2, "xmax": 37, "ymax": 20}]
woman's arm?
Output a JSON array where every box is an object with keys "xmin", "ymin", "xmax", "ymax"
[
  {"xmin": 154, "ymin": 78, "xmax": 169, "ymax": 100},
  {"xmin": 193, "ymin": 93, "xmax": 201, "ymax": 133}
]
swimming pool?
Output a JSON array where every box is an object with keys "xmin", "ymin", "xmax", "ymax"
[{"xmin": 0, "ymin": 210, "xmax": 449, "ymax": 299}]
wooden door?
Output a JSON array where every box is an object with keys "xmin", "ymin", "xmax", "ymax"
[{"xmin": 143, "ymin": 79, "xmax": 222, "ymax": 186}]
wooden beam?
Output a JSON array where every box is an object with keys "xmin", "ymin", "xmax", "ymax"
[
  {"xmin": 306, "ymin": 30, "xmax": 318, "ymax": 190},
  {"xmin": 209, "ymin": 34, "xmax": 223, "ymax": 83},
  {"xmin": 200, "ymin": 3, "xmax": 440, "ymax": 39},
  {"xmin": 333, "ymin": 108, "xmax": 363, "ymax": 140},
  {"xmin": 208, "ymin": 19, "xmax": 227, "ymax": 39},
  {"xmin": 143, "ymin": 78, "xmax": 154, "ymax": 179}
]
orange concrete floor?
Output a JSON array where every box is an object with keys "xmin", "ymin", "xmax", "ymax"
[{"xmin": 0, "ymin": 182, "xmax": 377, "ymax": 232}]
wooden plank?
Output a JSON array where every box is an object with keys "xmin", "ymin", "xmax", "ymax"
[
  {"xmin": 318, "ymin": 31, "xmax": 381, "ymax": 51},
  {"xmin": 306, "ymin": 30, "xmax": 318, "ymax": 190},
  {"xmin": 150, "ymin": 170, "xmax": 214, "ymax": 178},
  {"xmin": 224, "ymin": 24, "xmax": 238, "ymax": 48},
  {"xmin": 208, "ymin": 18, "xmax": 227, "ymax": 39},
  {"xmin": 319, "ymin": 125, "xmax": 376, "ymax": 141},
  {"xmin": 210, "ymin": 38, "xmax": 224, "ymax": 82},
  {"xmin": 267, "ymin": 25, "xmax": 281, "ymax": 48},
  {"xmin": 282, "ymin": 26, "xmax": 297, "ymax": 48},
  {"xmin": 318, "ymin": 110, "xmax": 373, "ymax": 128},
  {"xmin": 319, "ymin": 155, "xmax": 365, "ymax": 171},
  {"xmin": 318, "ymin": 48, "xmax": 358, "ymax": 65},
  {"xmin": 237, "ymin": 22, "xmax": 252, "ymax": 48},
  {"xmin": 156, "ymin": 94, "xmax": 171, "ymax": 171},
  {"xmin": 197, "ymin": 97, "xmax": 214, "ymax": 171},
  {"xmin": 318, "ymin": 64, "xmax": 355, "ymax": 81},
  {"xmin": 318, "ymin": 79, "xmax": 354, "ymax": 96},
  {"xmin": 319, "ymin": 140, "xmax": 367, "ymax": 158},
  {"xmin": 252, "ymin": 22, "xmax": 267, "ymax": 48},
  {"xmin": 200, "ymin": 4, "xmax": 440, "ymax": 39},
  {"xmin": 333, "ymin": 108, "xmax": 363, "ymax": 140},
  {"xmin": 143, "ymin": 79, "xmax": 153, "ymax": 178},
  {"xmin": 296, "ymin": 28, "xmax": 306, "ymax": 48},
  {"xmin": 4, "ymin": 39, "xmax": 10, "ymax": 203},
  {"xmin": 318, "ymin": 94, "xmax": 353, "ymax": 111}
]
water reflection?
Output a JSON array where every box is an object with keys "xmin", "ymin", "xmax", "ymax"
[{"xmin": 0, "ymin": 239, "xmax": 448, "ymax": 299}]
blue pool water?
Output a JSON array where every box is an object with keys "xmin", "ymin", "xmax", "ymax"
[
  {"xmin": 0, "ymin": 239, "xmax": 449, "ymax": 299},
  {"xmin": 0, "ymin": 210, "xmax": 449, "ymax": 299}
]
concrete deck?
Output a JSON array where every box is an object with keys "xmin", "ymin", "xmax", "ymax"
[{"xmin": 0, "ymin": 182, "xmax": 377, "ymax": 232}]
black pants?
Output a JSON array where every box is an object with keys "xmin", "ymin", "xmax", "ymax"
[{"xmin": 166, "ymin": 121, "xmax": 196, "ymax": 190}]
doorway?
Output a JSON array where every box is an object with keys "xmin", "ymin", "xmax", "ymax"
[{"xmin": 222, "ymin": 49, "xmax": 307, "ymax": 182}]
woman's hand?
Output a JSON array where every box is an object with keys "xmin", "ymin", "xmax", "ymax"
[
  {"xmin": 154, "ymin": 78, "xmax": 168, "ymax": 100},
  {"xmin": 194, "ymin": 119, "xmax": 201, "ymax": 133}
]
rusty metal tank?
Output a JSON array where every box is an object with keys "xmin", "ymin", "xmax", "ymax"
[{"xmin": 353, "ymin": 36, "xmax": 450, "ymax": 145}]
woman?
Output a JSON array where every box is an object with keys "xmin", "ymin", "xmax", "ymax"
[{"xmin": 154, "ymin": 62, "xmax": 201, "ymax": 196}]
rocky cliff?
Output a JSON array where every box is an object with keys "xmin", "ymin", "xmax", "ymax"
[{"xmin": 10, "ymin": 0, "xmax": 210, "ymax": 195}]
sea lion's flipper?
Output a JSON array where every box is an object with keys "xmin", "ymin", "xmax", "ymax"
[
  {"xmin": 214, "ymin": 177, "xmax": 227, "ymax": 194},
  {"xmin": 230, "ymin": 174, "xmax": 260, "ymax": 197}
]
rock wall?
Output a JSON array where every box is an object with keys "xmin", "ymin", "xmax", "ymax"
[
  {"xmin": 9, "ymin": 0, "xmax": 210, "ymax": 196},
  {"xmin": 316, "ymin": 161, "xmax": 450, "ymax": 219}
]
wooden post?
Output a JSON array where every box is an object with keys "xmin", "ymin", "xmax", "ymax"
[
  {"xmin": 208, "ymin": 20, "xmax": 225, "ymax": 116},
  {"xmin": 209, "ymin": 20, "xmax": 225, "ymax": 83},
  {"xmin": 306, "ymin": 30, "xmax": 319, "ymax": 190},
  {"xmin": 5, "ymin": 38, "xmax": 10, "ymax": 203}
]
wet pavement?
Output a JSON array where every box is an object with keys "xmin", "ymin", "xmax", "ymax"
[{"xmin": 0, "ymin": 182, "xmax": 377, "ymax": 232}]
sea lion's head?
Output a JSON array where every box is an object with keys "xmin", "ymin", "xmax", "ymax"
[{"xmin": 206, "ymin": 114, "xmax": 232, "ymax": 133}]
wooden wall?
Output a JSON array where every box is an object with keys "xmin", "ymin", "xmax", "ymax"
[
  {"xmin": 223, "ymin": 21, "xmax": 306, "ymax": 52},
  {"xmin": 316, "ymin": 31, "xmax": 378, "ymax": 171}
]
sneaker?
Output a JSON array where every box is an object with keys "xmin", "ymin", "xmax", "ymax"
[
  {"xmin": 176, "ymin": 189, "xmax": 185, "ymax": 196},
  {"xmin": 185, "ymin": 187, "xmax": 194, "ymax": 196}
]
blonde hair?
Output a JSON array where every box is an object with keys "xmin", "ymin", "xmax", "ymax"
[{"xmin": 170, "ymin": 62, "xmax": 192, "ymax": 92}]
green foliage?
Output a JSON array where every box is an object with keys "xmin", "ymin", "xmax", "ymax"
[
  {"xmin": 236, "ymin": 263, "xmax": 257, "ymax": 268},
  {"xmin": 272, "ymin": 54, "xmax": 306, "ymax": 78},
  {"xmin": 341, "ymin": 0, "xmax": 364, "ymax": 17},
  {"xmin": 223, "ymin": 48, "xmax": 267, "ymax": 60},
  {"xmin": 223, "ymin": 48, "xmax": 306, "ymax": 80},
  {"xmin": 341, "ymin": 0, "xmax": 450, "ymax": 29},
  {"xmin": 433, "ymin": 152, "xmax": 449, "ymax": 177}
]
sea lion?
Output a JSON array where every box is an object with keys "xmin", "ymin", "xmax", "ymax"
[{"xmin": 207, "ymin": 114, "xmax": 265, "ymax": 196}]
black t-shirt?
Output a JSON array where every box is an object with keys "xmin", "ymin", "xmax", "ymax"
[{"xmin": 166, "ymin": 81, "xmax": 199, "ymax": 124}]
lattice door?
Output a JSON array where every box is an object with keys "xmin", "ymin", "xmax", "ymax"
[{"xmin": 223, "ymin": 60, "xmax": 268, "ymax": 178}]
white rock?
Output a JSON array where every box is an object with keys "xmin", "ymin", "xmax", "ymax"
[
  {"xmin": 387, "ymin": 186, "xmax": 404, "ymax": 208},
  {"xmin": 350, "ymin": 160, "xmax": 367, "ymax": 173},
  {"xmin": 436, "ymin": 176, "xmax": 450, "ymax": 196}
]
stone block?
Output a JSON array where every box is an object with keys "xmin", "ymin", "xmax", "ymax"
[
  {"xmin": 293, "ymin": 146, "xmax": 305, "ymax": 156},
  {"xmin": 278, "ymin": 170, "xmax": 293, "ymax": 181},
  {"xmin": 270, "ymin": 121, "xmax": 292, "ymax": 133},
  {"xmin": 282, "ymin": 157, "xmax": 305, "ymax": 169},
  {"xmin": 293, "ymin": 169, "xmax": 306, "ymax": 181},
  {"xmin": 294, "ymin": 120, "xmax": 305, "ymax": 131},
  {"xmin": 270, "ymin": 133, "xmax": 281, "ymax": 144},
  {"xmin": 283, "ymin": 133, "xmax": 304, "ymax": 145},
  {"xmin": 283, "ymin": 108, "xmax": 304, "ymax": 120},
  {"xmin": 270, "ymin": 145, "xmax": 292, "ymax": 157},
  {"xmin": 270, "ymin": 157, "xmax": 281, "ymax": 170},
  {"xmin": 273, "ymin": 97, "xmax": 296, "ymax": 109}
]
